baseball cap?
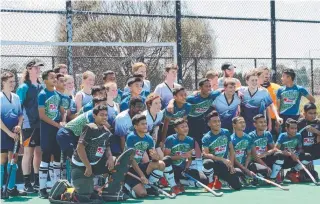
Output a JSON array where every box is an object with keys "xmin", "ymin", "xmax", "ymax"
[
  {"xmin": 26, "ymin": 59, "xmax": 44, "ymax": 69},
  {"xmin": 221, "ymin": 62, "xmax": 236, "ymax": 70}
]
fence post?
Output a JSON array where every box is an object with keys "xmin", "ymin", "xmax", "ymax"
[
  {"xmin": 270, "ymin": 0, "xmax": 277, "ymax": 83},
  {"xmin": 254, "ymin": 58, "xmax": 257, "ymax": 68},
  {"xmin": 175, "ymin": 0, "xmax": 183, "ymax": 84},
  {"xmin": 194, "ymin": 58, "xmax": 198, "ymax": 90},
  {"xmin": 52, "ymin": 57, "xmax": 55, "ymax": 70},
  {"xmin": 66, "ymin": 0, "xmax": 73, "ymax": 75},
  {"xmin": 311, "ymin": 59, "xmax": 314, "ymax": 95}
]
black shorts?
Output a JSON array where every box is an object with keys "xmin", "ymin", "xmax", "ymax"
[
  {"xmin": 125, "ymin": 163, "xmax": 149, "ymax": 188},
  {"xmin": 304, "ymin": 144, "xmax": 320, "ymax": 160},
  {"xmin": 1, "ymin": 146, "xmax": 20, "ymax": 153},
  {"xmin": 22, "ymin": 128, "xmax": 40, "ymax": 147},
  {"xmin": 40, "ymin": 121, "xmax": 60, "ymax": 155}
]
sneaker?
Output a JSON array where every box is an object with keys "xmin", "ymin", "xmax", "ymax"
[
  {"xmin": 178, "ymin": 184, "xmax": 185, "ymax": 193},
  {"xmin": 285, "ymin": 171, "xmax": 299, "ymax": 183},
  {"xmin": 38, "ymin": 188, "xmax": 49, "ymax": 199},
  {"xmin": 159, "ymin": 177, "xmax": 168, "ymax": 187},
  {"xmin": 276, "ymin": 173, "xmax": 283, "ymax": 184},
  {"xmin": 33, "ymin": 183, "xmax": 39, "ymax": 191},
  {"xmin": 171, "ymin": 185, "xmax": 182, "ymax": 195},
  {"xmin": 7, "ymin": 186, "xmax": 27, "ymax": 197},
  {"xmin": 213, "ymin": 177, "xmax": 222, "ymax": 190},
  {"xmin": 146, "ymin": 187, "xmax": 159, "ymax": 196},
  {"xmin": 24, "ymin": 183, "xmax": 35, "ymax": 194}
]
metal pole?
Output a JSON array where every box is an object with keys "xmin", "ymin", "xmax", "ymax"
[
  {"xmin": 66, "ymin": 0, "xmax": 73, "ymax": 75},
  {"xmin": 52, "ymin": 57, "xmax": 55, "ymax": 70},
  {"xmin": 175, "ymin": 0, "xmax": 183, "ymax": 84},
  {"xmin": 270, "ymin": 0, "xmax": 277, "ymax": 82},
  {"xmin": 311, "ymin": 59, "xmax": 314, "ymax": 95},
  {"xmin": 194, "ymin": 58, "xmax": 198, "ymax": 90},
  {"xmin": 254, "ymin": 58, "xmax": 257, "ymax": 68}
]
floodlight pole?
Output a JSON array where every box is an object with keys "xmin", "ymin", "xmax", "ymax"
[
  {"xmin": 270, "ymin": 0, "xmax": 277, "ymax": 82},
  {"xmin": 66, "ymin": 0, "xmax": 73, "ymax": 75},
  {"xmin": 175, "ymin": 0, "xmax": 183, "ymax": 84}
]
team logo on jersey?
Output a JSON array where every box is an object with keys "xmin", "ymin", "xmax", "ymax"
[
  {"xmin": 171, "ymin": 143, "xmax": 191, "ymax": 166},
  {"xmin": 209, "ymin": 136, "xmax": 228, "ymax": 157},
  {"xmin": 303, "ymin": 137, "xmax": 314, "ymax": 146},
  {"xmin": 49, "ymin": 104, "xmax": 57, "ymax": 111},
  {"xmin": 253, "ymin": 138, "xmax": 267, "ymax": 155},
  {"xmin": 189, "ymin": 100, "xmax": 212, "ymax": 117},
  {"xmin": 282, "ymin": 139, "xmax": 298, "ymax": 151},
  {"xmin": 234, "ymin": 139, "xmax": 249, "ymax": 164},
  {"xmin": 280, "ymin": 91, "xmax": 299, "ymax": 113},
  {"xmin": 4, "ymin": 109, "xmax": 18, "ymax": 120}
]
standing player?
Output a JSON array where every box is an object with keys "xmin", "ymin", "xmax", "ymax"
[
  {"xmin": 165, "ymin": 118, "xmax": 208, "ymax": 191},
  {"xmin": 274, "ymin": 119, "xmax": 313, "ymax": 183},
  {"xmin": 217, "ymin": 62, "xmax": 241, "ymax": 89},
  {"xmin": 16, "ymin": 59, "xmax": 43, "ymax": 193},
  {"xmin": 77, "ymin": 86, "xmax": 106, "ymax": 115},
  {"xmin": 64, "ymin": 75, "xmax": 77, "ymax": 121},
  {"xmin": 103, "ymin": 70, "xmax": 122, "ymax": 104},
  {"xmin": 55, "ymin": 74, "xmax": 70, "ymax": 125},
  {"xmin": 114, "ymin": 97, "xmax": 145, "ymax": 154},
  {"xmin": 124, "ymin": 62, "xmax": 151, "ymax": 96},
  {"xmin": 105, "ymin": 82, "xmax": 120, "ymax": 129},
  {"xmin": 154, "ymin": 64, "xmax": 181, "ymax": 109},
  {"xmin": 212, "ymin": 80, "xmax": 241, "ymax": 132},
  {"xmin": 249, "ymin": 114, "xmax": 285, "ymax": 183},
  {"xmin": 239, "ymin": 71, "xmax": 282, "ymax": 133},
  {"xmin": 205, "ymin": 70, "xmax": 219, "ymax": 91},
  {"xmin": 124, "ymin": 114, "xmax": 181, "ymax": 197},
  {"xmin": 53, "ymin": 64, "xmax": 68, "ymax": 75},
  {"xmin": 75, "ymin": 71, "xmax": 95, "ymax": 112},
  {"xmin": 0, "ymin": 72, "xmax": 26, "ymax": 197},
  {"xmin": 120, "ymin": 77, "xmax": 145, "ymax": 112},
  {"xmin": 202, "ymin": 111, "xmax": 241, "ymax": 190},
  {"xmin": 277, "ymin": 69, "xmax": 315, "ymax": 130},
  {"xmin": 38, "ymin": 70, "xmax": 63, "ymax": 198}
]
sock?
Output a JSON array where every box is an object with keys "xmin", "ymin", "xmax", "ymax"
[
  {"xmin": 49, "ymin": 162, "xmax": 54, "ymax": 183},
  {"xmin": 203, "ymin": 167, "xmax": 214, "ymax": 183},
  {"xmin": 164, "ymin": 165, "xmax": 177, "ymax": 187},
  {"xmin": 53, "ymin": 161, "xmax": 61, "ymax": 185},
  {"xmin": 270, "ymin": 160, "xmax": 284, "ymax": 179},
  {"xmin": 7, "ymin": 163, "xmax": 18, "ymax": 189},
  {"xmin": 34, "ymin": 173, "xmax": 39, "ymax": 185},
  {"xmin": 0, "ymin": 164, "xmax": 4, "ymax": 188},
  {"xmin": 149, "ymin": 170, "xmax": 163, "ymax": 185},
  {"xmin": 39, "ymin": 162, "xmax": 49, "ymax": 190},
  {"xmin": 23, "ymin": 174, "xmax": 31, "ymax": 186}
]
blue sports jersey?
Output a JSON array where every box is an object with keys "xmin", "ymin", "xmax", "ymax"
[
  {"xmin": 65, "ymin": 110, "xmax": 95, "ymax": 136},
  {"xmin": 114, "ymin": 89, "xmax": 123, "ymax": 104},
  {"xmin": 239, "ymin": 87, "xmax": 273, "ymax": 133},
  {"xmin": 57, "ymin": 91, "xmax": 71, "ymax": 111},
  {"xmin": 0, "ymin": 92, "xmax": 22, "ymax": 138},
  {"xmin": 69, "ymin": 97, "xmax": 77, "ymax": 114},
  {"xmin": 186, "ymin": 91, "xmax": 221, "ymax": 120},
  {"xmin": 76, "ymin": 90, "xmax": 93, "ymax": 107},
  {"xmin": 276, "ymin": 85, "xmax": 309, "ymax": 116},
  {"xmin": 212, "ymin": 93, "xmax": 241, "ymax": 131},
  {"xmin": 249, "ymin": 130, "xmax": 274, "ymax": 156},
  {"xmin": 120, "ymin": 95, "xmax": 146, "ymax": 112},
  {"xmin": 202, "ymin": 128, "xmax": 231, "ymax": 159},
  {"xmin": 164, "ymin": 102, "xmax": 191, "ymax": 125},
  {"xmin": 231, "ymin": 132, "xmax": 252, "ymax": 165},
  {"xmin": 123, "ymin": 80, "xmax": 151, "ymax": 96},
  {"xmin": 114, "ymin": 110, "xmax": 134, "ymax": 138},
  {"xmin": 276, "ymin": 132, "xmax": 302, "ymax": 152},
  {"xmin": 79, "ymin": 100, "xmax": 93, "ymax": 114},
  {"xmin": 165, "ymin": 134, "xmax": 194, "ymax": 168},
  {"xmin": 38, "ymin": 88, "xmax": 62, "ymax": 122},
  {"xmin": 154, "ymin": 82, "xmax": 181, "ymax": 109},
  {"xmin": 125, "ymin": 131, "xmax": 154, "ymax": 163},
  {"xmin": 107, "ymin": 102, "xmax": 119, "ymax": 126},
  {"xmin": 16, "ymin": 81, "xmax": 43, "ymax": 128}
]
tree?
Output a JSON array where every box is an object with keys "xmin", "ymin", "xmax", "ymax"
[
  {"xmin": 295, "ymin": 66, "xmax": 309, "ymax": 87},
  {"xmin": 56, "ymin": 1, "xmax": 216, "ymax": 89}
]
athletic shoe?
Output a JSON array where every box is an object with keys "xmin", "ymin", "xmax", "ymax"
[
  {"xmin": 38, "ymin": 188, "xmax": 49, "ymax": 199},
  {"xmin": 7, "ymin": 186, "xmax": 27, "ymax": 197},
  {"xmin": 24, "ymin": 183, "xmax": 35, "ymax": 194},
  {"xmin": 179, "ymin": 184, "xmax": 185, "ymax": 193},
  {"xmin": 33, "ymin": 183, "xmax": 39, "ymax": 191},
  {"xmin": 159, "ymin": 177, "xmax": 168, "ymax": 187},
  {"xmin": 171, "ymin": 185, "xmax": 182, "ymax": 195},
  {"xmin": 285, "ymin": 171, "xmax": 299, "ymax": 183},
  {"xmin": 213, "ymin": 178, "xmax": 222, "ymax": 190},
  {"xmin": 146, "ymin": 187, "xmax": 159, "ymax": 196},
  {"xmin": 205, "ymin": 181, "xmax": 214, "ymax": 191}
]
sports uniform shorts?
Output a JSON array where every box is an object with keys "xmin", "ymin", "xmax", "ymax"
[
  {"xmin": 40, "ymin": 121, "xmax": 60, "ymax": 157},
  {"xmin": 22, "ymin": 128, "xmax": 40, "ymax": 147},
  {"xmin": 124, "ymin": 163, "xmax": 149, "ymax": 188},
  {"xmin": 1, "ymin": 130, "xmax": 20, "ymax": 153}
]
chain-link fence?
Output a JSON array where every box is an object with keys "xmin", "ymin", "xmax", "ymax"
[{"xmin": 1, "ymin": 0, "xmax": 320, "ymax": 93}]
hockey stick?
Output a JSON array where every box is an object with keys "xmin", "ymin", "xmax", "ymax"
[
  {"xmin": 250, "ymin": 172, "xmax": 289, "ymax": 191},
  {"xmin": 127, "ymin": 172, "xmax": 176, "ymax": 199},
  {"xmin": 2, "ymin": 141, "xmax": 19, "ymax": 199},
  {"xmin": 182, "ymin": 172, "xmax": 223, "ymax": 197},
  {"xmin": 296, "ymin": 159, "xmax": 320, "ymax": 186}
]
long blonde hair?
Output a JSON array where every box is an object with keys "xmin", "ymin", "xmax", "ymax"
[{"xmin": 80, "ymin": 71, "xmax": 95, "ymax": 89}]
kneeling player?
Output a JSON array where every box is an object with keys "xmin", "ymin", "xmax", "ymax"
[
  {"xmin": 275, "ymin": 119, "xmax": 313, "ymax": 183},
  {"xmin": 164, "ymin": 118, "xmax": 208, "ymax": 192},
  {"xmin": 202, "ymin": 111, "xmax": 241, "ymax": 190},
  {"xmin": 124, "ymin": 114, "xmax": 181, "ymax": 198},
  {"xmin": 249, "ymin": 114, "xmax": 285, "ymax": 183}
]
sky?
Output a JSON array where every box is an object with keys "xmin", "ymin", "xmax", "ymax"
[{"xmin": 1, "ymin": 0, "xmax": 320, "ymax": 72}]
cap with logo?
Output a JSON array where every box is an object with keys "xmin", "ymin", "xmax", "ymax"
[
  {"xmin": 221, "ymin": 63, "xmax": 236, "ymax": 71},
  {"xmin": 26, "ymin": 59, "xmax": 44, "ymax": 69}
]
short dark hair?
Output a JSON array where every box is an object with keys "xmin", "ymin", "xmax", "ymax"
[
  {"xmin": 132, "ymin": 73, "xmax": 144, "ymax": 78},
  {"xmin": 304, "ymin": 102, "xmax": 317, "ymax": 112},
  {"xmin": 93, "ymin": 104, "xmax": 107, "ymax": 115},
  {"xmin": 206, "ymin": 110, "xmax": 220, "ymax": 122},
  {"xmin": 198, "ymin": 78, "xmax": 209, "ymax": 87},
  {"xmin": 127, "ymin": 77, "xmax": 143, "ymax": 86},
  {"xmin": 232, "ymin": 116, "xmax": 244, "ymax": 124},
  {"xmin": 92, "ymin": 97, "xmax": 107, "ymax": 106},
  {"xmin": 42, "ymin": 70, "xmax": 55, "ymax": 80},
  {"xmin": 173, "ymin": 87, "xmax": 185, "ymax": 96},
  {"xmin": 1, "ymin": 71, "xmax": 14, "ymax": 90},
  {"xmin": 173, "ymin": 118, "xmax": 187, "ymax": 128},
  {"xmin": 56, "ymin": 73, "xmax": 64, "ymax": 80},
  {"xmin": 132, "ymin": 114, "xmax": 147, "ymax": 126},
  {"xmin": 253, "ymin": 114, "xmax": 265, "ymax": 122},
  {"xmin": 92, "ymin": 85, "xmax": 103, "ymax": 96},
  {"xmin": 129, "ymin": 97, "xmax": 143, "ymax": 108},
  {"xmin": 283, "ymin": 69, "xmax": 296, "ymax": 81},
  {"xmin": 103, "ymin": 70, "xmax": 115, "ymax": 80},
  {"xmin": 285, "ymin": 118, "xmax": 298, "ymax": 128}
]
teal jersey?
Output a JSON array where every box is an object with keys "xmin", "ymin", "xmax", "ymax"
[{"xmin": 38, "ymin": 88, "xmax": 62, "ymax": 122}]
